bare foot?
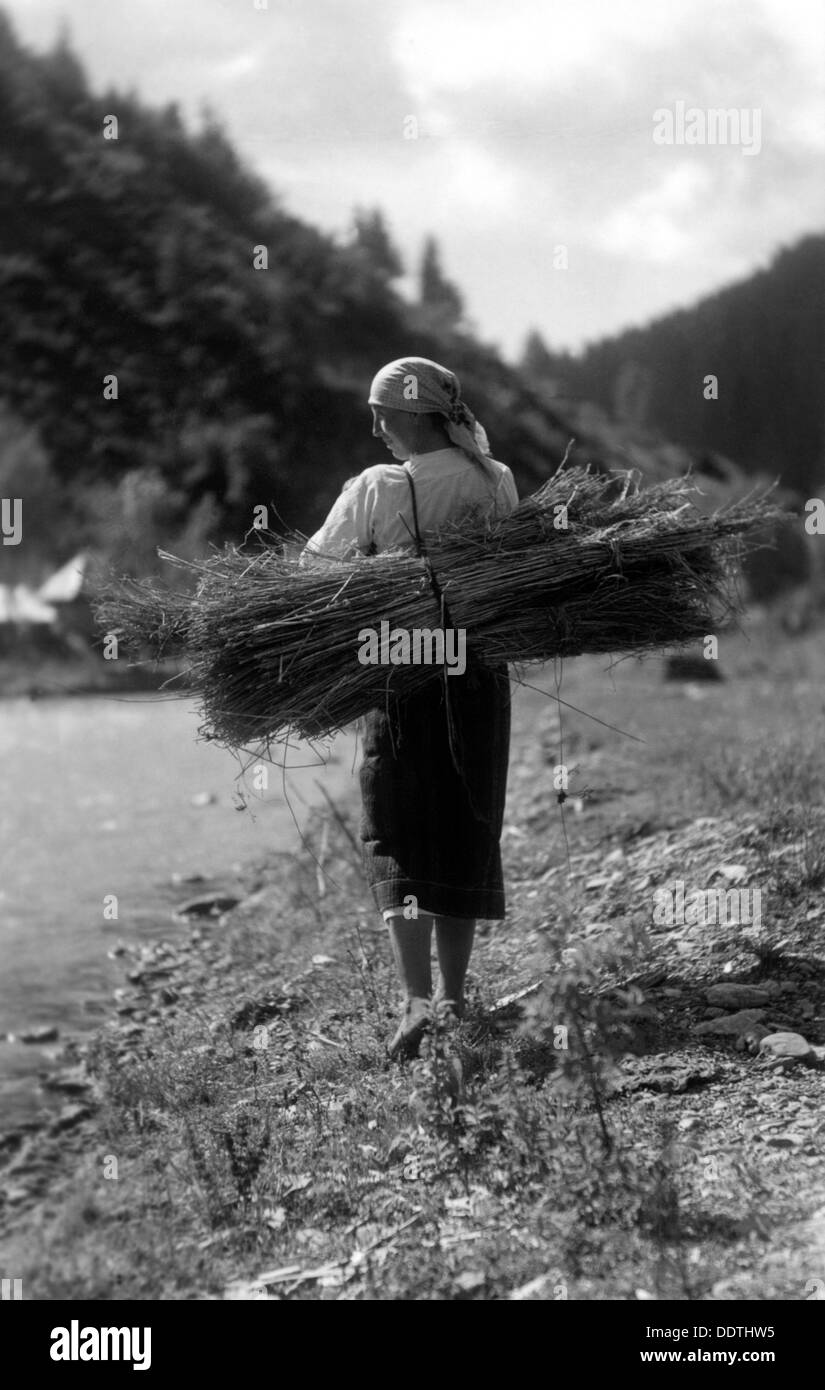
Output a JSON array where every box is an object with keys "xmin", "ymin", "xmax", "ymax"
[
  {"xmin": 432, "ymin": 991, "xmax": 464, "ymax": 1025},
  {"xmin": 387, "ymin": 997, "xmax": 431, "ymax": 1060}
]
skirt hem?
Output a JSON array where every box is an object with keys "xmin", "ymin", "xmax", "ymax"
[{"xmin": 370, "ymin": 875, "xmax": 505, "ymax": 921}]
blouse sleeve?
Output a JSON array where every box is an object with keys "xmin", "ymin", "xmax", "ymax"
[
  {"xmin": 300, "ymin": 473, "xmax": 375, "ymax": 562},
  {"xmin": 494, "ymin": 464, "xmax": 519, "ymax": 518}
]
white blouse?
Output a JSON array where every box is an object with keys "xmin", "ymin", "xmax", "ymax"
[{"xmin": 302, "ymin": 447, "xmax": 519, "ymax": 560}]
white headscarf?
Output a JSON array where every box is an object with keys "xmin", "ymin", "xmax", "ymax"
[{"xmin": 368, "ymin": 356, "xmax": 495, "ymax": 475}]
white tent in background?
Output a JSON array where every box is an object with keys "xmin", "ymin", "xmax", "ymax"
[
  {"xmin": 36, "ymin": 552, "xmax": 87, "ymax": 604},
  {"xmin": 0, "ymin": 585, "xmax": 58, "ymax": 625},
  {"xmin": 0, "ymin": 553, "xmax": 87, "ymax": 627}
]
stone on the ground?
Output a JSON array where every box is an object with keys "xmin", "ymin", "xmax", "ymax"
[
  {"xmin": 18, "ymin": 1026, "xmax": 59, "ymax": 1044},
  {"xmin": 763, "ymin": 1132, "xmax": 806, "ymax": 1148},
  {"xmin": 705, "ymin": 983, "xmax": 775, "ymax": 1008},
  {"xmin": 111, "ymin": 1021, "xmax": 144, "ymax": 1039},
  {"xmin": 48, "ymin": 1103, "xmax": 92, "ymax": 1135},
  {"xmin": 455, "ymin": 1270, "xmax": 486, "ymax": 1294},
  {"xmin": 40, "ymin": 1069, "xmax": 91, "ymax": 1096},
  {"xmin": 735, "ymin": 1024, "xmax": 773, "ymax": 1053},
  {"xmin": 173, "ymin": 893, "xmax": 241, "ymax": 920},
  {"xmin": 665, "ymin": 653, "xmax": 724, "ymax": 681},
  {"xmin": 757, "ymin": 1032, "xmax": 814, "ymax": 1065},
  {"xmin": 2, "ymin": 1185, "xmax": 31, "ymax": 1204},
  {"xmin": 694, "ymin": 1008, "xmax": 766, "ymax": 1037}
]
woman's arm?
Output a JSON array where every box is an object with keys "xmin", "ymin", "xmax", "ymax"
[{"xmin": 300, "ymin": 472, "xmax": 376, "ymax": 563}]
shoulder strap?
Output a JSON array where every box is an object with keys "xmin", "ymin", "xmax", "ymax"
[{"xmin": 403, "ymin": 468, "xmax": 425, "ymax": 556}]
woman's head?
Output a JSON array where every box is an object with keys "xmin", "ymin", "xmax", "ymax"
[
  {"xmin": 370, "ymin": 403, "xmax": 449, "ymax": 460},
  {"xmin": 368, "ymin": 356, "xmax": 494, "ymax": 471}
]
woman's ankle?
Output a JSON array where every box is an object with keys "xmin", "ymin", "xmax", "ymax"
[
  {"xmin": 402, "ymin": 994, "xmax": 432, "ymax": 1013},
  {"xmin": 433, "ymin": 987, "xmax": 465, "ymax": 1019}
]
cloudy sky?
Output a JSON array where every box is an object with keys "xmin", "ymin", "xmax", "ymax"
[{"xmin": 6, "ymin": 0, "xmax": 824, "ymax": 359}]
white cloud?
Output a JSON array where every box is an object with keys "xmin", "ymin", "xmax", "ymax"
[
  {"xmin": 213, "ymin": 51, "xmax": 262, "ymax": 85},
  {"xmin": 595, "ymin": 164, "xmax": 714, "ymax": 263},
  {"xmin": 756, "ymin": 0, "xmax": 825, "ymax": 72},
  {"xmin": 392, "ymin": 0, "xmax": 688, "ymax": 99}
]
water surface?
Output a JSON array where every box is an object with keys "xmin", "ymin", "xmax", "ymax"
[{"xmin": 0, "ymin": 693, "xmax": 358, "ymax": 1124}]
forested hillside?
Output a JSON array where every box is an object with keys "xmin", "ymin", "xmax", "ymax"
[
  {"xmin": 0, "ymin": 12, "xmax": 813, "ymax": 591},
  {"xmin": 0, "ymin": 14, "xmax": 584, "ymax": 581},
  {"xmin": 522, "ymin": 237, "xmax": 825, "ymax": 497}
]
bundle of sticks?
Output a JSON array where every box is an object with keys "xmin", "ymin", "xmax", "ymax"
[{"xmin": 96, "ymin": 465, "xmax": 786, "ymax": 751}]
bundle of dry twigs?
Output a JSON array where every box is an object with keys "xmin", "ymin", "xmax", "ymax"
[{"xmin": 95, "ymin": 466, "xmax": 786, "ymax": 751}]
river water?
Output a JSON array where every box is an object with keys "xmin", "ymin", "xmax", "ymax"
[{"xmin": 0, "ymin": 693, "xmax": 358, "ymax": 1127}]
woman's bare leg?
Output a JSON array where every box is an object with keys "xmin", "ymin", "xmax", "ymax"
[
  {"xmin": 434, "ymin": 917, "xmax": 476, "ymax": 1016},
  {"xmin": 385, "ymin": 912, "xmax": 435, "ymax": 1058},
  {"xmin": 386, "ymin": 913, "xmax": 434, "ymax": 1000}
]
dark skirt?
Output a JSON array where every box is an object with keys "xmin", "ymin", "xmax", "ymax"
[{"xmin": 358, "ymin": 660, "xmax": 511, "ymax": 919}]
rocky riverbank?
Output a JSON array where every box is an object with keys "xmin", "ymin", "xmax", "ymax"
[{"xmin": 2, "ymin": 622, "xmax": 824, "ymax": 1300}]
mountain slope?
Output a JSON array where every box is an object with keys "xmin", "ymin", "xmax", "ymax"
[{"xmin": 523, "ymin": 238, "xmax": 825, "ymax": 497}]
